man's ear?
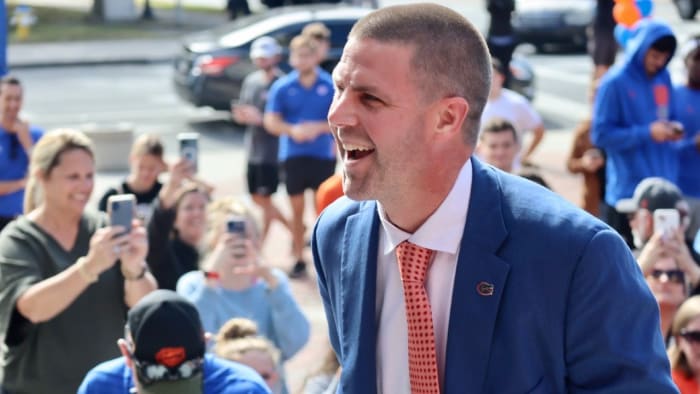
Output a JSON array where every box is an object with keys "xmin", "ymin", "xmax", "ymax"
[
  {"xmin": 434, "ymin": 96, "xmax": 469, "ymax": 136},
  {"xmin": 118, "ymin": 339, "xmax": 133, "ymax": 369}
]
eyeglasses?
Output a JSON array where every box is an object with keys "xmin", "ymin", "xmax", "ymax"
[
  {"xmin": 680, "ymin": 329, "xmax": 700, "ymax": 343},
  {"xmin": 649, "ymin": 269, "xmax": 685, "ymax": 284},
  {"xmin": 122, "ymin": 324, "xmax": 204, "ymax": 386}
]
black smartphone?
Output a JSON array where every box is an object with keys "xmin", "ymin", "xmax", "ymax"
[
  {"xmin": 177, "ymin": 132, "xmax": 199, "ymax": 172},
  {"xmin": 227, "ymin": 216, "xmax": 247, "ymax": 259},
  {"xmin": 227, "ymin": 216, "xmax": 246, "ymax": 236},
  {"xmin": 107, "ymin": 194, "xmax": 135, "ymax": 237}
]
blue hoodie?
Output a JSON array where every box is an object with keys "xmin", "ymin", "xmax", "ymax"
[
  {"xmin": 592, "ymin": 19, "xmax": 678, "ymax": 206},
  {"xmin": 673, "ymin": 84, "xmax": 700, "ymax": 198}
]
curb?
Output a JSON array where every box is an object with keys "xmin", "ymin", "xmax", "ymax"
[{"xmin": 9, "ymin": 56, "xmax": 175, "ymax": 69}]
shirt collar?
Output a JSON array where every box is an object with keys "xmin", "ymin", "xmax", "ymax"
[{"xmin": 378, "ymin": 159, "xmax": 473, "ymax": 256}]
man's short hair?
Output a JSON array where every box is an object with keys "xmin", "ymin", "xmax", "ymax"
[
  {"xmin": 349, "ymin": 4, "xmax": 492, "ymax": 146},
  {"xmin": 290, "ymin": 34, "xmax": 318, "ymax": 53},
  {"xmin": 480, "ymin": 117, "xmax": 518, "ymax": 144},
  {"xmin": 0, "ymin": 75, "xmax": 21, "ymax": 94},
  {"xmin": 650, "ymin": 35, "xmax": 677, "ymax": 54},
  {"xmin": 302, "ymin": 22, "xmax": 331, "ymax": 41},
  {"xmin": 126, "ymin": 290, "xmax": 206, "ymax": 394}
]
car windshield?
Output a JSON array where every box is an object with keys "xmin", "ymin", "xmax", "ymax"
[
  {"xmin": 209, "ymin": 8, "xmax": 293, "ymax": 36},
  {"xmin": 218, "ymin": 12, "xmax": 312, "ymax": 48}
]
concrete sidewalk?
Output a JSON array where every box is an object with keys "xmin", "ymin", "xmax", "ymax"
[{"xmin": 8, "ymin": 38, "xmax": 183, "ymax": 68}]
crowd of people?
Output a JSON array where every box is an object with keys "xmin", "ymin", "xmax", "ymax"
[
  {"xmin": 0, "ymin": 22, "xmax": 340, "ymax": 394},
  {"xmin": 1, "ymin": 1, "xmax": 700, "ymax": 393}
]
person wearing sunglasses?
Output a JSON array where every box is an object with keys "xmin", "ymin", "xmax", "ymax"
[
  {"xmin": 78, "ymin": 290, "xmax": 270, "ymax": 394},
  {"xmin": 669, "ymin": 295, "xmax": 700, "ymax": 393},
  {"xmin": 619, "ymin": 178, "xmax": 700, "ymax": 291},
  {"xmin": 646, "ymin": 257, "xmax": 690, "ymax": 341}
]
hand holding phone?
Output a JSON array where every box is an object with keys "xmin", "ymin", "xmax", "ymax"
[
  {"xmin": 107, "ymin": 194, "xmax": 135, "ymax": 237},
  {"xmin": 670, "ymin": 121, "xmax": 684, "ymax": 137},
  {"xmin": 177, "ymin": 132, "xmax": 199, "ymax": 173},
  {"xmin": 653, "ymin": 209, "xmax": 680, "ymax": 241}
]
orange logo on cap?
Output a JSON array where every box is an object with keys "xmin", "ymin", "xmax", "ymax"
[{"xmin": 155, "ymin": 347, "xmax": 186, "ymax": 368}]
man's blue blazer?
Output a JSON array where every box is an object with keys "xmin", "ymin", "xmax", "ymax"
[{"xmin": 311, "ymin": 158, "xmax": 678, "ymax": 393}]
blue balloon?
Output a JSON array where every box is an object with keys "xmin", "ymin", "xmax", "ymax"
[
  {"xmin": 614, "ymin": 24, "xmax": 633, "ymax": 48},
  {"xmin": 636, "ymin": 0, "xmax": 653, "ymax": 17}
]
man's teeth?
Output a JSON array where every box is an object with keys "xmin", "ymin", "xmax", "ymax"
[{"xmin": 343, "ymin": 144, "xmax": 372, "ymax": 152}]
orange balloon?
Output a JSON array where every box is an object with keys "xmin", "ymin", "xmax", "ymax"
[{"xmin": 613, "ymin": 1, "xmax": 642, "ymax": 27}]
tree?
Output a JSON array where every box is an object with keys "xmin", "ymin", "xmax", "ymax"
[
  {"xmin": 90, "ymin": 0, "xmax": 105, "ymax": 21},
  {"xmin": 142, "ymin": 0, "xmax": 154, "ymax": 20}
]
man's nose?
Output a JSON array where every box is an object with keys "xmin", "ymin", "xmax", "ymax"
[{"xmin": 328, "ymin": 93, "xmax": 357, "ymax": 128}]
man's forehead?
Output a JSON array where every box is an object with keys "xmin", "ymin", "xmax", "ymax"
[
  {"xmin": 0, "ymin": 84, "xmax": 22, "ymax": 97},
  {"xmin": 334, "ymin": 38, "xmax": 413, "ymax": 82}
]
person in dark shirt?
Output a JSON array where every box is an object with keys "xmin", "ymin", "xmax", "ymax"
[
  {"xmin": 588, "ymin": 0, "xmax": 618, "ymax": 81},
  {"xmin": 98, "ymin": 134, "xmax": 166, "ymax": 222},
  {"xmin": 486, "ymin": 0, "xmax": 516, "ymax": 88},
  {"xmin": 146, "ymin": 158, "xmax": 213, "ymax": 291}
]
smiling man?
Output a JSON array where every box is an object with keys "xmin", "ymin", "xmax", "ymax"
[
  {"xmin": 312, "ymin": 4, "xmax": 678, "ymax": 393},
  {"xmin": 0, "ymin": 76, "xmax": 42, "ymax": 230}
]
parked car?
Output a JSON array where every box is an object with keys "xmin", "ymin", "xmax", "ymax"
[
  {"xmin": 512, "ymin": 0, "xmax": 596, "ymax": 52},
  {"xmin": 674, "ymin": 0, "xmax": 699, "ymax": 20},
  {"xmin": 173, "ymin": 4, "xmax": 372, "ymax": 110}
]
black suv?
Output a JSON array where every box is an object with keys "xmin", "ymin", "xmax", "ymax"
[{"xmin": 173, "ymin": 4, "xmax": 372, "ymax": 110}]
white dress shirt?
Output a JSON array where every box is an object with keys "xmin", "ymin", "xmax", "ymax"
[{"xmin": 375, "ymin": 159, "xmax": 473, "ymax": 393}]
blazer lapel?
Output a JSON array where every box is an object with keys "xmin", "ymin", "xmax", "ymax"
[
  {"xmin": 444, "ymin": 158, "xmax": 510, "ymax": 394},
  {"xmin": 340, "ymin": 202, "xmax": 379, "ymax": 394}
]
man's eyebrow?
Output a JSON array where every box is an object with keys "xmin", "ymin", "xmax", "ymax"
[{"xmin": 334, "ymin": 80, "xmax": 383, "ymax": 96}]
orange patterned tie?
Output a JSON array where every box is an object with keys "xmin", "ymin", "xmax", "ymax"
[{"xmin": 396, "ymin": 241, "xmax": 440, "ymax": 394}]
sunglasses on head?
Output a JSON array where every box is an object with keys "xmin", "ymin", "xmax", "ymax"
[
  {"xmin": 650, "ymin": 269, "xmax": 685, "ymax": 284},
  {"xmin": 680, "ymin": 329, "xmax": 700, "ymax": 343}
]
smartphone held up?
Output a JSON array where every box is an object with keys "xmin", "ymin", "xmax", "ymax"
[
  {"xmin": 227, "ymin": 216, "xmax": 248, "ymax": 259},
  {"xmin": 653, "ymin": 208, "xmax": 680, "ymax": 241},
  {"xmin": 107, "ymin": 194, "xmax": 136, "ymax": 237},
  {"xmin": 177, "ymin": 132, "xmax": 199, "ymax": 173}
]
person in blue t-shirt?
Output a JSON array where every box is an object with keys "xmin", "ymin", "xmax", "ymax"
[
  {"xmin": 0, "ymin": 76, "xmax": 42, "ymax": 230},
  {"xmin": 264, "ymin": 34, "xmax": 336, "ymax": 278},
  {"xmin": 592, "ymin": 19, "xmax": 682, "ymax": 248},
  {"xmin": 675, "ymin": 34, "xmax": 700, "ymax": 240},
  {"xmin": 78, "ymin": 290, "xmax": 270, "ymax": 394}
]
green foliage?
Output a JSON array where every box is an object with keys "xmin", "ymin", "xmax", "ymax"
[{"xmin": 5, "ymin": 2, "xmax": 223, "ymax": 43}]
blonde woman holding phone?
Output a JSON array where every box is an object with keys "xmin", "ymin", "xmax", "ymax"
[{"xmin": 0, "ymin": 129, "xmax": 156, "ymax": 394}]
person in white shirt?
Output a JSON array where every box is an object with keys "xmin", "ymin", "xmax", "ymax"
[{"xmin": 481, "ymin": 58, "xmax": 545, "ymax": 169}]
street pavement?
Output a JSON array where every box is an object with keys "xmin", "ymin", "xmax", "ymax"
[{"xmin": 4, "ymin": 0, "xmax": 695, "ymax": 392}]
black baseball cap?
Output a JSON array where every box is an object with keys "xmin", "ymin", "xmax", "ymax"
[
  {"xmin": 126, "ymin": 290, "xmax": 206, "ymax": 394},
  {"xmin": 616, "ymin": 177, "xmax": 684, "ymax": 213}
]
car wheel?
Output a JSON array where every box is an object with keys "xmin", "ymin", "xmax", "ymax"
[{"xmin": 674, "ymin": 0, "xmax": 698, "ymax": 20}]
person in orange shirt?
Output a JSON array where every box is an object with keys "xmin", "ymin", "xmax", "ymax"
[
  {"xmin": 315, "ymin": 173, "xmax": 343, "ymax": 215},
  {"xmin": 669, "ymin": 295, "xmax": 700, "ymax": 393}
]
